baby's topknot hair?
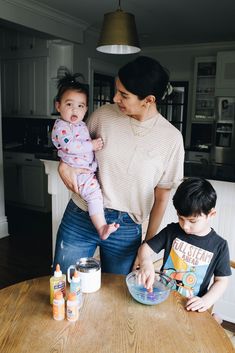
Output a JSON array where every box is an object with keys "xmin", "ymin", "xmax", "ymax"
[{"xmin": 56, "ymin": 72, "xmax": 89, "ymax": 103}]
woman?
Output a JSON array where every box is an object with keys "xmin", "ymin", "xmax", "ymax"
[{"xmin": 53, "ymin": 56, "xmax": 185, "ymax": 275}]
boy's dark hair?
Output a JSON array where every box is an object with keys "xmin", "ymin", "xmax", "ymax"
[
  {"xmin": 173, "ymin": 177, "xmax": 217, "ymax": 217},
  {"xmin": 118, "ymin": 56, "xmax": 169, "ymax": 101},
  {"xmin": 56, "ymin": 72, "xmax": 89, "ymax": 104}
]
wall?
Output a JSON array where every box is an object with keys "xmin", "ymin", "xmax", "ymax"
[{"xmin": 73, "ymin": 30, "xmax": 136, "ymax": 82}]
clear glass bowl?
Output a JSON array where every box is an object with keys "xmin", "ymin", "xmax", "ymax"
[{"xmin": 126, "ymin": 271, "xmax": 174, "ymax": 305}]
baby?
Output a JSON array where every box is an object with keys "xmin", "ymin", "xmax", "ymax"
[{"xmin": 52, "ymin": 73, "xmax": 119, "ymax": 240}]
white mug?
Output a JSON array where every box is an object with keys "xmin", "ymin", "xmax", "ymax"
[{"xmin": 67, "ymin": 257, "xmax": 101, "ymax": 293}]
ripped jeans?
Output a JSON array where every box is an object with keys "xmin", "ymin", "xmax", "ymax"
[{"xmin": 53, "ymin": 199, "xmax": 142, "ymax": 275}]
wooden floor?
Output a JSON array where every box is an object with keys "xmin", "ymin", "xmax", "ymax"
[{"xmin": 0, "ymin": 205, "xmax": 52, "ymax": 289}]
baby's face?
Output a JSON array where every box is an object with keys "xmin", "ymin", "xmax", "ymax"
[
  {"xmin": 56, "ymin": 89, "xmax": 88, "ymax": 124},
  {"xmin": 177, "ymin": 213, "xmax": 212, "ymax": 236}
]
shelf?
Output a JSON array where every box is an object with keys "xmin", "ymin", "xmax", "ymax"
[{"xmin": 197, "ymin": 75, "xmax": 216, "ymax": 78}]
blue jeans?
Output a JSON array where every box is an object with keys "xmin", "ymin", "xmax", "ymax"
[{"xmin": 53, "ymin": 199, "xmax": 142, "ymax": 275}]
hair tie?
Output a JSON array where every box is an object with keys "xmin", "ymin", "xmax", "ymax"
[{"xmin": 162, "ymin": 82, "xmax": 173, "ymax": 100}]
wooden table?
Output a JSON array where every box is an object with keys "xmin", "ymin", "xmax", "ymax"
[{"xmin": 0, "ymin": 274, "xmax": 234, "ymax": 353}]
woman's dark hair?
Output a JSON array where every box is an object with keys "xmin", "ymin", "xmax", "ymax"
[
  {"xmin": 56, "ymin": 72, "xmax": 89, "ymax": 104},
  {"xmin": 118, "ymin": 56, "xmax": 169, "ymax": 101},
  {"xmin": 173, "ymin": 177, "xmax": 217, "ymax": 217}
]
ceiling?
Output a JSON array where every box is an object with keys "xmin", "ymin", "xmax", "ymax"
[
  {"xmin": 25, "ymin": 0, "xmax": 235, "ymax": 47},
  {"xmin": 1, "ymin": 0, "xmax": 235, "ymax": 48}
]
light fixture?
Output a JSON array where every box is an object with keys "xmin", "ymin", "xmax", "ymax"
[{"xmin": 96, "ymin": 0, "xmax": 141, "ymax": 55}]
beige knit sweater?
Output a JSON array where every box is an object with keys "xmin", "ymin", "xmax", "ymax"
[{"xmin": 72, "ymin": 104, "xmax": 184, "ymax": 223}]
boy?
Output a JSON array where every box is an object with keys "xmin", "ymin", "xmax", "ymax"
[{"xmin": 137, "ymin": 177, "xmax": 231, "ymax": 314}]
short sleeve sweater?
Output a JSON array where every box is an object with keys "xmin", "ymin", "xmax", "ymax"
[{"xmin": 72, "ymin": 104, "xmax": 184, "ymax": 223}]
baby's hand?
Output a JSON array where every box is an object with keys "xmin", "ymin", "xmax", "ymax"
[
  {"xmin": 185, "ymin": 295, "xmax": 211, "ymax": 312},
  {"xmin": 92, "ymin": 137, "xmax": 104, "ymax": 151}
]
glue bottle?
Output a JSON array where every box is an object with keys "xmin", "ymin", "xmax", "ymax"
[
  {"xmin": 53, "ymin": 291, "xmax": 65, "ymax": 321},
  {"xmin": 66, "ymin": 292, "xmax": 79, "ymax": 322},
  {"xmin": 50, "ymin": 264, "xmax": 66, "ymax": 304},
  {"xmin": 70, "ymin": 270, "xmax": 82, "ymax": 309}
]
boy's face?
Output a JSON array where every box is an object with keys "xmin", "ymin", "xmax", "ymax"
[
  {"xmin": 56, "ymin": 90, "xmax": 88, "ymax": 124},
  {"xmin": 178, "ymin": 209, "xmax": 215, "ymax": 236}
]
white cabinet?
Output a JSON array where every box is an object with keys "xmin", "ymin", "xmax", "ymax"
[
  {"xmin": 215, "ymin": 51, "xmax": 235, "ymax": 96},
  {"xmin": 3, "ymin": 152, "xmax": 51, "ymax": 212},
  {"xmin": 1, "ymin": 57, "xmax": 48, "ymax": 117},
  {"xmin": 0, "ymin": 27, "xmax": 47, "ymax": 52},
  {"xmin": 1, "ymin": 60, "xmax": 20, "ymax": 116},
  {"xmin": 191, "ymin": 57, "xmax": 216, "ymax": 122}
]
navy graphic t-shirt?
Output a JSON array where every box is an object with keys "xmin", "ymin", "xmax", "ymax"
[{"xmin": 147, "ymin": 223, "xmax": 231, "ymax": 297}]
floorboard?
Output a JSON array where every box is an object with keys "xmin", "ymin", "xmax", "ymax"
[{"xmin": 0, "ymin": 205, "xmax": 52, "ymax": 289}]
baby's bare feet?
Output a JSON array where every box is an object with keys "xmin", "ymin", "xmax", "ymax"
[{"xmin": 99, "ymin": 223, "xmax": 120, "ymax": 240}]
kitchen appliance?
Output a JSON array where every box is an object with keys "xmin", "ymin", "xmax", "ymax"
[{"xmin": 213, "ymin": 97, "xmax": 235, "ymax": 164}]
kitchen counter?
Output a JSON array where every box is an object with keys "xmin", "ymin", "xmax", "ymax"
[
  {"xmin": 3, "ymin": 144, "xmax": 59, "ymax": 161},
  {"xmin": 184, "ymin": 161, "xmax": 235, "ymax": 182}
]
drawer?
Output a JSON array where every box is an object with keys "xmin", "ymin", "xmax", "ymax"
[{"xmin": 186, "ymin": 151, "xmax": 211, "ymax": 163}]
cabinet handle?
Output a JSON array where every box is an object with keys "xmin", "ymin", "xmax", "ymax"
[{"xmin": 25, "ymin": 158, "xmax": 33, "ymax": 162}]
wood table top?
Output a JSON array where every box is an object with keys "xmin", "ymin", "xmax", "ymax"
[{"xmin": 0, "ymin": 273, "xmax": 234, "ymax": 353}]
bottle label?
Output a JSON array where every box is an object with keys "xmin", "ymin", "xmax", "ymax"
[
  {"xmin": 53, "ymin": 300, "xmax": 65, "ymax": 321},
  {"xmin": 67, "ymin": 303, "xmax": 79, "ymax": 322},
  {"xmin": 54, "ymin": 281, "xmax": 66, "ymax": 296}
]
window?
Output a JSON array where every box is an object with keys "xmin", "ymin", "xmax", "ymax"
[
  {"xmin": 93, "ymin": 73, "xmax": 115, "ymax": 111},
  {"xmin": 158, "ymin": 81, "xmax": 188, "ymax": 141}
]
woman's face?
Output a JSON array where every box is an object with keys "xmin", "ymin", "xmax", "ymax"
[{"xmin": 113, "ymin": 78, "xmax": 146, "ymax": 118}]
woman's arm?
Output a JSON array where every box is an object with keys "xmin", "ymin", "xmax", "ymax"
[
  {"xmin": 58, "ymin": 161, "xmax": 89, "ymax": 193},
  {"xmin": 145, "ymin": 187, "xmax": 171, "ymax": 241},
  {"xmin": 132, "ymin": 187, "xmax": 171, "ymax": 270}
]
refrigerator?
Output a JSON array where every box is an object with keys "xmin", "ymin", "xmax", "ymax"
[{"xmin": 213, "ymin": 97, "xmax": 235, "ymax": 165}]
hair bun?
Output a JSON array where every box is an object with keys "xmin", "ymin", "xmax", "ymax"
[{"xmin": 162, "ymin": 82, "xmax": 173, "ymax": 100}]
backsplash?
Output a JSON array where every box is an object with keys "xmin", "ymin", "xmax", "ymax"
[{"xmin": 2, "ymin": 117, "xmax": 55, "ymax": 148}]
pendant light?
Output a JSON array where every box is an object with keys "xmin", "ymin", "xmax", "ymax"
[{"xmin": 96, "ymin": 0, "xmax": 141, "ymax": 55}]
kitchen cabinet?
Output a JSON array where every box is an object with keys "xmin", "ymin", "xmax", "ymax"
[
  {"xmin": 192, "ymin": 57, "xmax": 216, "ymax": 122},
  {"xmin": 1, "ymin": 60, "xmax": 19, "ymax": 116},
  {"xmin": 3, "ymin": 152, "xmax": 51, "ymax": 212},
  {"xmin": 0, "ymin": 27, "xmax": 47, "ymax": 52},
  {"xmin": 215, "ymin": 51, "xmax": 235, "ymax": 96},
  {"xmin": 1, "ymin": 57, "xmax": 48, "ymax": 117}
]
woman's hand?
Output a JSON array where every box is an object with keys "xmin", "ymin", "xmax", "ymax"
[{"xmin": 58, "ymin": 161, "xmax": 89, "ymax": 193}]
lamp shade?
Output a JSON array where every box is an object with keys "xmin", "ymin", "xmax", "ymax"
[{"xmin": 96, "ymin": 9, "xmax": 141, "ymax": 54}]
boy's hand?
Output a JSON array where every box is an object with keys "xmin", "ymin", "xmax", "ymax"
[
  {"xmin": 137, "ymin": 260, "xmax": 155, "ymax": 292},
  {"xmin": 185, "ymin": 295, "xmax": 211, "ymax": 312},
  {"xmin": 92, "ymin": 137, "xmax": 103, "ymax": 151}
]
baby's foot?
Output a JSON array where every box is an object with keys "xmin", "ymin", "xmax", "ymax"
[{"xmin": 99, "ymin": 223, "xmax": 120, "ymax": 240}]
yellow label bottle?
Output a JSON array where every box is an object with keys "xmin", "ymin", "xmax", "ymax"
[{"xmin": 50, "ymin": 264, "xmax": 66, "ymax": 304}]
